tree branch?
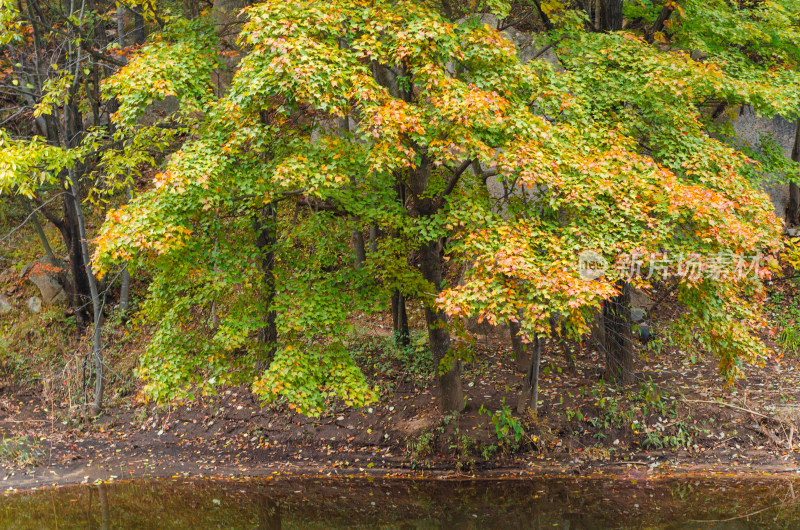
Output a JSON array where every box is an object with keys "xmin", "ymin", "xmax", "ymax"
[
  {"xmin": 531, "ymin": 0, "xmax": 554, "ymax": 31},
  {"xmin": 4, "ymin": 192, "xmax": 71, "ymax": 244},
  {"xmin": 443, "ymin": 158, "xmax": 473, "ymax": 197},
  {"xmin": 532, "ymin": 38, "xmax": 562, "ymax": 60},
  {"xmin": 79, "ymin": 43, "xmax": 126, "ymax": 68},
  {"xmin": 648, "ymin": 1, "xmax": 678, "ymax": 40}
]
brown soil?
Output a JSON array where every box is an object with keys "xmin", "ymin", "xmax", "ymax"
[{"xmin": 3, "ymin": 298, "xmax": 800, "ymax": 492}]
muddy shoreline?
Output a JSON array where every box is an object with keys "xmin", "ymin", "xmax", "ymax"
[{"xmin": 5, "ymin": 319, "xmax": 800, "ymax": 493}]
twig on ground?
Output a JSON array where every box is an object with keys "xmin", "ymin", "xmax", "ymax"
[{"xmin": 682, "ymin": 399, "xmax": 770, "ymax": 420}]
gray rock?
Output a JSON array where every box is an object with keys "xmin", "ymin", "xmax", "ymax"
[
  {"xmin": 25, "ymin": 258, "xmax": 69, "ymax": 306},
  {"xmin": 478, "ymin": 14, "xmax": 562, "ymax": 69},
  {"xmin": 725, "ymin": 106, "xmax": 795, "ymax": 222},
  {"xmin": 0, "ymin": 294, "xmax": 12, "ymax": 313},
  {"xmin": 26, "ymin": 296, "xmax": 42, "ymax": 314},
  {"xmin": 630, "ymin": 287, "xmax": 654, "ymax": 311},
  {"xmin": 19, "ymin": 262, "xmax": 34, "ymax": 277},
  {"xmin": 29, "ymin": 272, "xmax": 68, "ymax": 305}
]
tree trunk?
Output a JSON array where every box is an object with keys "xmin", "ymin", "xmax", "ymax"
[
  {"xmin": 407, "ymin": 154, "xmax": 463, "ymax": 412},
  {"xmin": 183, "ymin": 0, "xmax": 201, "ymax": 18},
  {"xmin": 601, "ymin": 0, "xmax": 623, "ymax": 31},
  {"xmin": 56, "ymin": 187, "xmax": 93, "ymax": 328},
  {"xmin": 395, "ymin": 54, "xmax": 462, "ymax": 411},
  {"xmin": 117, "ymin": 4, "xmax": 126, "ymax": 47},
  {"xmin": 368, "ymin": 225, "xmax": 379, "ymax": 254},
  {"xmin": 67, "ymin": 169, "xmax": 104, "ymax": 415},
  {"xmin": 550, "ymin": 314, "xmax": 577, "ymax": 373},
  {"xmin": 788, "ymin": 119, "xmax": 800, "ymax": 227},
  {"xmin": 119, "ymin": 268, "xmax": 131, "ymax": 313},
  {"xmin": 98, "ymin": 482, "xmax": 110, "ymax": 530},
  {"xmin": 602, "ymin": 281, "xmax": 634, "ymax": 385},
  {"xmin": 256, "ymin": 498, "xmax": 282, "ymax": 530},
  {"xmin": 389, "ymin": 173, "xmax": 409, "ymax": 347},
  {"xmin": 133, "ymin": 10, "xmax": 145, "ymax": 45},
  {"xmin": 789, "ymin": 183, "xmax": 800, "ymax": 227},
  {"xmin": 419, "ymin": 239, "xmax": 463, "ymax": 412},
  {"xmin": 508, "ymin": 320, "xmax": 529, "ymax": 372},
  {"xmin": 119, "ymin": 186, "xmax": 133, "ymax": 314},
  {"xmin": 27, "ymin": 203, "xmax": 56, "ymax": 262},
  {"xmin": 254, "ymin": 203, "xmax": 278, "ymax": 369},
  {"xmin": 517, "ymin": 336, "xmax": 541, "ymax": 414},
  {"xmin": 60, "ymin": 42, "xmax": 94, "ymax": 327},
  {"xmin": 352, "ymin": 228, "xmax": 366, "ymax": 269},
  {"xmin": 391, "ymin": 289, "xmax": 410, "ymax": 346}
]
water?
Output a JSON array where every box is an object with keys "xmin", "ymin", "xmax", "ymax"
[{"xmin": 2, "ymin": 476, "xmax": 800, "ymax": 528}]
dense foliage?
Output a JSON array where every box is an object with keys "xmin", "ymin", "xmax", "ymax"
[{"xmin": 1, "ymin": 0, "xmax": 799, "ymax": 416}]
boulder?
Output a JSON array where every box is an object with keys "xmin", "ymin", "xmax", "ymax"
[
  {"xmin": 25, "ymin": 258, "xmax": 70, "ymax": 306},
  {"xmin": 0, "ymin": 294, "xmax": 12, "ymax": 314},
  {"xmin": 630, "ymin": 287, "xmax": 654, "ymax": 311},
  {"xmin": 724, "ymin": 106, "xmax": 796, "ymax": 222},
  {"xmin": 26, "ymin": 296, "xmax": 42, "ymax": 314},
  {"xmin": 477, "ymin": 14, "xmax": 562, "ymax": 69},
  {"xmin": 0, "ymin": 268, "xmax": 14, "ymax": 284},
  {"xmin": 29, "ymin": 272, "xmax": 68, "ymax": 305}
]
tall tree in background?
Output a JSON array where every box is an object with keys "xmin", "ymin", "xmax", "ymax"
[
  {"xmin": 0, "ymin": 0, "xmax": 131, "ymax": 413},
  {"xmin": 0, "ymin": 1, "xmax": 199, "ymax": 412},
  {"xmin": 524, "ymin": 0, "xmax": 800, "ymax": 381}
]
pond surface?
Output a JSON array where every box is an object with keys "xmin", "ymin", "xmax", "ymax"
[{"xmin": 2, "ymin": 476, "xmax": 800, "ymax": 528}]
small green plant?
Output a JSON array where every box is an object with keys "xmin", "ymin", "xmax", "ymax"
[
  {"xmin": 641, "ymin": 421, "xmax": 696, "ymax": 450},
  {"xmin": 130, "ymin": 405, "xmax": 150, "ymax": 428},
  {"xmin": 346, "ymin": 328, "xmax": 433, "ymax": 386},
  {"xmin": 591, "ymin": 393, "xmax": 635, "ymax": 429},
  {"xmin": 780, "ymin": 324, "xmax": 800, "ymax": 353},
  {"xmin": 480, "ymin": 399, "xmax": 526, "ymax": 452},
  {"xmin": 565, "ymin": 409, "xmax": 584, "ymax": 422},
  {"xmin": 0, "ymin": 436, "xmax": 43, "ymax": 467},
  {"xmin": 668, "ymin": 422, "xmax": 694, "ymax": 448},
  {"xmin": 771, "ymin": 296, "xmax": 800, "ymax": 353},
  {"xmin": 407, "ymin": 431, "xmax": 435, "ymax": 469},
  {"xmin": 642, "ymin": 431, "xmax": 665, "ymax": 449},
  {"xmin": 396, "ymin": 331, "xmax": 435, "ymax": 382},
  {"xmin": 480, "ymin": 443, "xmax": 498, "ymax": 460},
  {"xmin": 442, "ymin": 411, "xmax": 458, "ymax": 426},
  {"xmin": 448, "ymin": 430, "xmax": 477, "ymax": 471},
  {"xmin": 634, "ymin": 379, "xmax": 672, "ymax": 416}
]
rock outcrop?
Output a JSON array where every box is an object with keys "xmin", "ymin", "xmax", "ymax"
[{"xmin": 23, "ymin": 257, "xmax": 70, "ymax": 306}]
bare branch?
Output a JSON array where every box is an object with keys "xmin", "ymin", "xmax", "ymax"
[
  {"xmin": 1, "ymin": 191, "xmax": 72, "ymax": 246},
  {"xmin": 443, "ymin": 158, "xmax": 473, "ymax": 197}
]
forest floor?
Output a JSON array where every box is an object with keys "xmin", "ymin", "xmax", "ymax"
[
  {"xmin": 3, "ymin": 216, "xmax": 800, "ymax": 491},
  {"xmin": 4, "ymin": 284, "xmax": 800, "ymax": 492}
]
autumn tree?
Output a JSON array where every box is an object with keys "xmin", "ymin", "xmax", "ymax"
[
  {"xmin": 510, "ymin": 0, "xmax": 800, "ymax": 382},
  {"xmin": 0, "ymin": 1, "xmax": 206, "ymax": 412},
  {"xmin": 94, "ymin": 0, "xmax": 795, "ymax": 416}
]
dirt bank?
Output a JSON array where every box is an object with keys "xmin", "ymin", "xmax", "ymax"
[{"xmin": 3, "ymin": 317, "xmax": 800, "ymax": 492}]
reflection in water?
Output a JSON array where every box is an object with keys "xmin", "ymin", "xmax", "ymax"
[{"xmin": 3, "ymin": 477, "xmax": 800, "ymax": 528}]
